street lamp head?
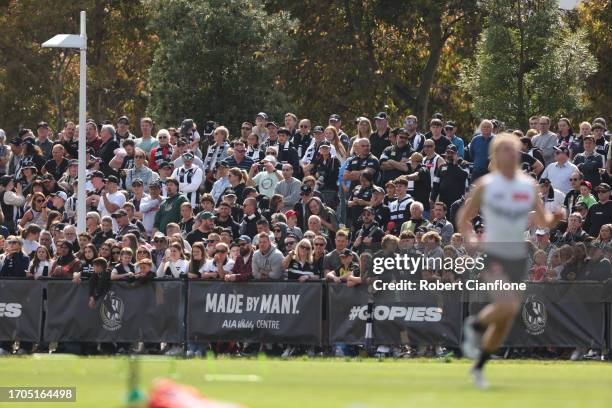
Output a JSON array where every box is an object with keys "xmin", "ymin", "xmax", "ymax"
[{"xmin": 42, "ymin": 34, "xmax": 86, "ymax": 49}]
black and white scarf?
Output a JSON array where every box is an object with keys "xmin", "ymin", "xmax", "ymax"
[{"xmin": 203, "ymin": 142, "xmax": 230, "ymax": 173}]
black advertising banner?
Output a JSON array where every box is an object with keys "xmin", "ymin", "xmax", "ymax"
[
  {"xmin": 469, "ymin": 283, "xmax": 606, "ymax": 348},
  {"xmin": 188, "ymin": 281, "xmax": 322, "ymax": 344},
  {"xmin": 44, "ymin": 280, "xmax": 183, "ymax": 342},
  {"xmin": 0, "ymin": 280, "xmax": 43, "ymax": 341},
  {"xmin": 328, "ymin": 284, "xmax": 463, "ymax": 346}
]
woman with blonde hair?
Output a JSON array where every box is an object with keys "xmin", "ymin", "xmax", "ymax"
[
  {"xmin": 283, "ymin": 238, "xmax": 315, "ymax": 282},
  {"xmin": 350, "ymin": 117, "xmax": 372, "ymax": 148}
]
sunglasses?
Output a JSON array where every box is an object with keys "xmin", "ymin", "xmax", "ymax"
[
  {"xmin": 154, "ymin": 238, "xmax": 166, "ymax": 243},
  {"xmin": 7, "ymin": 240, "xmax": 18, "ymax": 245}
]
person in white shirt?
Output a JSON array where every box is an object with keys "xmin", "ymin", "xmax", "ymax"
[
  {"xmin": 201, "ymin": 243, "xmax": 235, "ymax": 279},
  {"xmin": 539, "ymin": 178, "xmax": 565, "ymax": 213},
  {"xmin": 249, "ymin": 155, "xmax": 282, "ymax": 198},
  {"xmin": 138, "ymin": 181, "xmax": 163, "ymax": 235},
  {"xmin": 96, "ymin": 175, "xmax": 126, "ymax": 232},
  {"xmin": 171, "ymin": 151, "xmax": 203, "ymax": 207},
  {"xmin": 301, "ymin": 126, "xmax": 337, "ymax": 167},
  {"xmin": 540, "ymin": 146, "xmax": 578, "ymax": 194},
  {"xmin": 156, "ymin": 242, "xmax": 189, "ymax": 278}
]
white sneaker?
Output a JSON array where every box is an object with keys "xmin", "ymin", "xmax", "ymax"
[
  {"xmin": 164, "ymin": 345, "xmax": 183, "ymax": 356},
  {"xmin": 470, "ymin": 367, "xmax": 489, "ymax": 390},
  {"xmin": 570, "ymin": 348, "xmax": 583, "ymax": 361},
  {"xmin": 462, "ymin": 316, "xmax": 482, "ymax": 360},
  {"xmin": 281, "ymin": 346, "xmax": 294, "ymax": 358},
  {"xmin": 334, "ymin": 346, "xmax": 345, "ymax": 357}
]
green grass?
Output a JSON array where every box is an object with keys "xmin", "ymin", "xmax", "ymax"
[{"xmin": 1, "ymin": 355, "xmax": 611, "ymax": 407}]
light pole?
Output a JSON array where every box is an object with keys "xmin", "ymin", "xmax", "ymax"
[{"xmin": 42, "ymin": 11, "xmax": 87, "ymax": 234}]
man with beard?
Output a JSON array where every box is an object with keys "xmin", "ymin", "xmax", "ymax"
[
  {"xmin": 430, "ymin": 202, "xmax": 455, "ymax": 244},
  {"xmin": 224, "ymin": 235, "xmax": 254, "ymax": 281},
  {"xmin": 352, "ymin": 207, "xmax": 384, "ymax": 253},
  {"xmin": 214, "ymin": 202, "xmax": 240, "ymax": 238},
  {"xmin": 379, "ymin": 127, "xmax": 413, "ymax": 185},
  {"xmin": 186, "ymin": 211, "xmax": 215, "ymax": 246},
  {"xmin": 153, "ymin": 178, "xmax": 188, "ymax": 234}
]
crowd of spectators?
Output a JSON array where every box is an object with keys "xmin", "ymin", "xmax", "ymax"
[{"xmin": 0, "ymin": 112, "xmax": 610, "ymax": 357}]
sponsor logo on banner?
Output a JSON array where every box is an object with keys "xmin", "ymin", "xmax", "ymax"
[
  {"xmin": 522, "ymin": 294, "xmax": 547, "ymax": 335},
  {"xmin": 348, "ymin": 305, "xmax": 442, "ymax": 322},
  {"xmin": 100, "ymin": 291, "xmax": 124, "ymax": 331},
  {"xmin": 0, "ymin": 302, "xmax": 22, "ymax": 318}
]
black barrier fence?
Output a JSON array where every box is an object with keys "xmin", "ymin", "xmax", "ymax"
[{"xmin": 0, "ymin": 279, "xmax": 611, "ymax": 349}]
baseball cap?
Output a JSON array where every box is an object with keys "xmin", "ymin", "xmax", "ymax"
[
  {"xmin": 117, "ymin": 115, "xmax": 129, "ymax": 124},
  {"xmin": 182, "ymin": 151, "xmax": 194, "ymax": 160},
  {"xmin": 111, "ymin": 209, "xmax": 128, "ymax": 218},
  {"xmin": 318, "ymin": 140, "xmax": 331, "ymax": 149},
  {"xmin": 373, "ymin": 186, "xmax": 385, "ymax": 195},
  {"xmin": 106, "ymin": 175, "xmax": 119, "ymax": 184},
  {"xmin": 68, "ymin": 159, "xmax": 78, "ymax": 166},
  {"xmin": 340, "ymin": 248, "xmax": 353, "ymax": 257},
  {"xmin": 51, "ymin": 191, "xmax": 68, "ymax": 201},
  {"xmin": 554, "ymin": 145, "xmax": 569, "ymax": 155},
  {"xmin": 196, "ymin": 211, "xmax": 215, "ymax": 221},
  {"xmin": 329, "ymin": 114, "xmax": 341, "ymax": 122},
  {"xmin": 10, "ymin": 137, "xmax": 22, "ymax": 146},
  {"xmin": 256, "ymin": 112, "xmax": 268, "ymax": 120},
  {"xmin": 278, "ymin": 127, "xmax": 291, "ymax": 136},
  {"xmin": 580, "ymin": 180, "xmax": 592, "ymax": 190},
  {"xmin": 362, "ymin": 206, "xmax": 375, "ymax": 214},
  {"xmin": 300, "ymin": 184, "xmax": 313, "ymax": 195},
  {"xmin": 132, "ymin": 178, "xmax": 144, "ymax": 187},
  {"xmin": 90, "ymin": 170, "xmax": 105, "ymax": 179},
  {"xmin": 36, "ymin": 121, "xmax": 49, "ymax": 129},
  {"xmin": 149, "ymin": 180, "xmax": 161, "ymax": 189},
  {"xmin": 159, "ymin": 161, "xmax": 173, "ymax": 170},
  {"xmin": 595, "ymin": 183, "xmax": 610, "ymax": 193},
  {"xmin": 535, "ymin": 228, "xmax": 550, "ymax": 236},
  {"xmin": 42, "ymin": 173, "xmax": 55, "ymax": 181},
  {"xmin": 446, "ymin": 144, "xmax": 458, "ymax": 153},
  {"xmin": 262, "ymin": 155, "xmax": 277, "ymax": 164},
  {"xmin": 445, "ymin": 121, "xmax": 456, "ymax": 129},
  {"xmin": 374, "ymin": 112, "xmax": 388, "ymax": 120},
  {"xmin": 238, "ymin": 235, "xmax": 252, "ymax": 244},
  {"xmin": 266, "ymin": 121, "xmax": 279, "ymax": 129},
  {"xmin": 591, "ymin": 123, "xmax": 605, "ymax": 131},
  {"xmin": 313, "ymin": 126, "xmax": 324, "ymax": 133},
  {"xmin": 285, "ymin": 210, "xmax": 297, "ymax": 218},
  {"xmin": 224, "ymin": 188, "xmax": 236, "ymax": 197},
  {"xmin": 539, "ymin": 178, "xmax": 551, "ymax": 185}
]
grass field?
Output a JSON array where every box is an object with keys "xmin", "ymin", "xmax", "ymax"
[{"xmin": 1, "ymin": 355, "xmax": 611, "ymax": 407}]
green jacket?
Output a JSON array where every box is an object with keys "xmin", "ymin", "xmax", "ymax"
[{"xmin": 154, "ymin": 193, "xmax": 188, "ymax": 233}]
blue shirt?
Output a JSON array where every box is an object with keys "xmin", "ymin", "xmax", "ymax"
[
  {"xmin": 451, "ymin": 135, "xmax": 465, "ymax": 158},
  {"xmin": 469, "ymin": 134, "xmax": 494, "ymax": 172},
  {"xmin": 223, "ymin": 155, "xmax": 254, "ymax": 172}
]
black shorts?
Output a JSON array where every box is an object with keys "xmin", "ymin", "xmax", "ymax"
[{"xmin": 484, "ymin": 254, "xmax": 528, "ymax": 284}]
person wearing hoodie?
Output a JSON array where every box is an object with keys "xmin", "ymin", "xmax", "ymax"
[
  {"xmin": 272, "ymin": 222, "xmax": 289, "ymax": 254},
  {"xmin": 304, "ymin": 196, "xmax": 339, "ymax": 242}
]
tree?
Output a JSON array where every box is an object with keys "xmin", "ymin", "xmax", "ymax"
[
  {"xmin": 146, "ymin": 0, "xmax": 294, "ymax": 134},
  {"xmin": 578, "ymin": 0, "xmax": 612, "ymax": 117},
  {"xmin": 0, "ymin": 0, "xmax": 155, "ymax": 134},
  {"xmin": 459, "ymin": 0, "xmax": 597, "ymax": 129}
]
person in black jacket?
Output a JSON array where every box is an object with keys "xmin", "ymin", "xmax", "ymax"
[
  {"xmin": 87, "ymin": 257, "xmax": 111, "ymax": 309},
  {"xmin": 430, "ymin": 145, "xmax": 470, "ymax": 214},
  {"xmin": 276, "ymin": 128, "xmax": 301, "ymax": 177},
  {"xmin": 239, "ymin": 197, "xmax": 262, "ymax": 239},
  {"xmin": 0, "ymin": 236, "xmax": 29, "ymax": 277},
  {"xmin": 584, "ymin": 183, "xmax": 612, "ymax": 237}
]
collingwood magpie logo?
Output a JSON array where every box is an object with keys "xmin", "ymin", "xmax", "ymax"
[
  {"xmin": 100, "ymin": 291, "xmax": 124, "ymax": 331},
  {"xmin": 522, "ymin": 295, "xmax": 547, "ymax": 335}
]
